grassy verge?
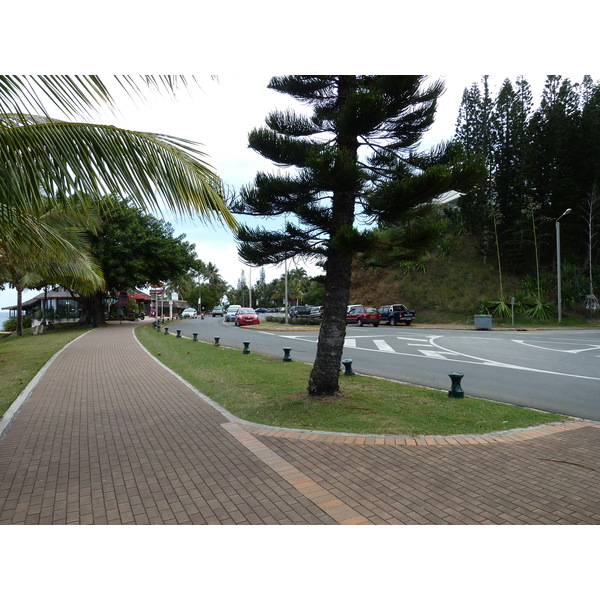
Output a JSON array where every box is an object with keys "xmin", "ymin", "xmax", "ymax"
[
  {"xmin": 0, "ymin": 326, "xmax": 91, "ymax": 419},
  {"xmin": 136, "ymin": 324, "xmax": 570, "ymax": 436}
]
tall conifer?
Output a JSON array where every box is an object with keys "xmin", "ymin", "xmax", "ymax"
[{"xmin": 234, "ymin": 76, "xmax": 484, "ymax": 396}]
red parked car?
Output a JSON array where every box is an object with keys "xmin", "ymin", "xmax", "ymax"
[
  {"xmin": 234, "ymin": 308, "xmax": 260, "ymax": 326},
  {"xmin": 346, "ymin": 306, "xmax": 380, "ymax": 327}
]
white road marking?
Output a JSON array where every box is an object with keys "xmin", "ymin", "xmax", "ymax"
[
  {"xmin": 263, "ymin": 330, "xmax": 600, "ymax": 381},
  {"xmin": 429, "ymin": 338, "xmax": 600, "ymax": 381},
  {"xmin": 418, "ymin": 350, "xmax": 459, "ymax": 360},
  {"xmin": 513, "ymin": 339, "xmax": 600, "ymax": 354},
  {"xmin": 373, "ymin": 340, "xmax": 396, "ymax": 353}
]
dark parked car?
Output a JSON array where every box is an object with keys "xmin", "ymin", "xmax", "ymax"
[
  {"xmin": 289, "ymin": 305, "xmax": 312, "ymax": 318},
  {"xmin": 346, "ymin": 306, "xmax": 380, "ymax": 327},
  {"xmin": 377, "ymin": 304, "xmax": 416, "ymax": 326}
]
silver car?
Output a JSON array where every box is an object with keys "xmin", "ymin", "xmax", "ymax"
[
  {"xmin": 224, "ymin": 306, "xmax": 240, "ymax": 322},
  {"xmin": 211, "ymin": 306, "xmax": 224, "ymax": 317}
]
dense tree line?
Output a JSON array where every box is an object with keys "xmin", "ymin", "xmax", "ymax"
[
  {"xmin": 454, "ymin": 75, "xmax": 600, "ymax": 311},
  {"xmin": 226, "ymin": 267, "xmax": 325, "ymax": 308}
]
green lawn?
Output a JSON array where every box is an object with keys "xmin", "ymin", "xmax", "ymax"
[{"xmin": 135, "ymin": 324, "xmax": 570, "ymax": 436}]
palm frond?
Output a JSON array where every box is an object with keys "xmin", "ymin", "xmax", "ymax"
[
  {"xmin": 0, "ymin": 75, "xmax": 193, "ymax": 121},
  {"xmin": 0, "ymin": 119, "xmax": 237, "ymax": 228}
]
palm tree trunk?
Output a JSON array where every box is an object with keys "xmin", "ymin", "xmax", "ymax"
[{"xmin": 16, "ymin": 286, "xmax": 23, "ymax": 336}]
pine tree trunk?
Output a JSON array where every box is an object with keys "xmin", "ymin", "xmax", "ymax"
[
  {"xmin": 307, "ymin": 75, "xmax": 358, "ymax": 396},
  {"xmin": 308, "ymin": 251, "xmax": 352, "ymax": 395}
]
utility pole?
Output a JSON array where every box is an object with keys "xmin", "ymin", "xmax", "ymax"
[{"xmin": 556, "ymin": 208, "xmax": 572, "ymax": 324}]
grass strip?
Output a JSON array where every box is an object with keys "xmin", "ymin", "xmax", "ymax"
[
  {"xmin": 0, "ymin": 326, "xmax": 91, "ymax": 419},
  {"xmin": 136, "ymin": 324, "xmax": 570, "ymax": 436}
]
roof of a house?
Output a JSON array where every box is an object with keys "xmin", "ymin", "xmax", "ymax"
[{"xmin": 2, "ymin": 287, "xmax": 80, "ymax": 310}]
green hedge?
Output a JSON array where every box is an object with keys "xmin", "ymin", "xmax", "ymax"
[
  {"xmin": 2, "ymin": 315, "xmax": 33, "ymax": 331},
  {"xmin": 265, "ymin": 315, "xmax": 321, "ymax": 326}
]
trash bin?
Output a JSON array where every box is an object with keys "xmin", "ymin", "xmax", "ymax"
[{"xmin": 474, "ymin": 314, "xmax": 492, "ymax": 330}]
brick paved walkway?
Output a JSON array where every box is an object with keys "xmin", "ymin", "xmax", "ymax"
[{"xmin": 1, "ymin": 321, "xmax": 599, "ymax": 524}]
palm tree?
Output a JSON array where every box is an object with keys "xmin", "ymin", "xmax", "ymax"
[
  {"xmin": 0, "ymin": 195, "xmax": 104, "ymax": 334},
  {"xmin": 165, "ymin": 271, "xmax": 197, "ymax": 302},
  {"xmin": 287, "ymin": 267, "xmax": 310, "ymax": 305},
  {"xmin": 1, "ymin": 76, "xmax": 237, "ymax": 285}
]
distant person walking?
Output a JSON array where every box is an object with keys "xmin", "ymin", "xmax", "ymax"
[{"xmin": 117, "ymin": 306, "xmax": 124, "ymax": 324}]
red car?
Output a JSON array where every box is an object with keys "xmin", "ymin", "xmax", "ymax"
[
  {"xmin": 346, "ymin": 306, "xmax": 380, "ymax": 327},
  {"xmin": 234, "ymin": 308, "xmax": 260, "ymax": 326}
]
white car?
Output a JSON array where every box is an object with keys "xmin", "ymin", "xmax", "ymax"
[{"xmin": 181, "ymin": 307, "xmax": 197, "ymax": 318}]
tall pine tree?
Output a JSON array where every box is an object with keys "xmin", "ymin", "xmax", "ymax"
[{"xmin": 234, "ymin": 76, "xmax": 484, "ymax": 396}]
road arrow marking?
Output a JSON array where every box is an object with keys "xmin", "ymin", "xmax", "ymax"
[
  {"xmin": 374, "ymin": 340, "xmax": 396, "ymax": 353},
  {"xmin": 418, "ymin": 349, "xmax": 459, "ymax": 360}
]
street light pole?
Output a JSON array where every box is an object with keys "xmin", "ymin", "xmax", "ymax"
[
  {"xmin": 197, "ymin": 273, "xmax": 203, "ymax": 317},
  {"xmin": 248, "ymin": 267, "xmax": 252, "ymax": 308},
  {"xmin": 284, "ymin": 256, "xmax": 289, "ymax": 324},
  {"xmin": 556, "ymin": 208, "xmax": 572, "ymax": 324}
]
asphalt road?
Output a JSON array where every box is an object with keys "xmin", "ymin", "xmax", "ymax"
[{"xmin": 165, "ymin": 316, "xmax": 600, "ymax": 421}]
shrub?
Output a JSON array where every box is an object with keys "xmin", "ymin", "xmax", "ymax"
[{"xmin": 2, "ymin": 315, "xmax": 33, "ymax": 331}]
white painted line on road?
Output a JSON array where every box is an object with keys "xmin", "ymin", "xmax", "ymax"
[
  {"xmin": 262, "ymin": 330, "xmax": 600, "ymax": 380},
  {"xmin": 418, "ymin": 350, "xmax": 458, "ymax": 360},
  {"xmin": 344, "ymin": 338, "xmax": 357, "ymax": 348},
  {"xmin": 513, "ymin": 339, "xmax": 600, "ymax": 354},
  {"xmin": 373, "ymin": 340, "xmax": 396, "ymax": 353},
  {"xmin": 429, "ymin": 338, "xmax": 600, "ymax": 381}
]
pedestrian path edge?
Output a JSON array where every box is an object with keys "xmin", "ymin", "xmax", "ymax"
[{"xmin": 0, "ymin": 330, "xmax": 92, "ymax": 442}]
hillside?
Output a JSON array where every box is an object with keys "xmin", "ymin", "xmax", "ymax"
[{"xmin": 349, "ymin": 235, "xmax": 523, "ymax": 323}]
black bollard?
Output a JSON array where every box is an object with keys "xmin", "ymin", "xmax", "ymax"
[
  {"xmin": 342, "ymin": 358, "xmax": 355, "ymax": 376},
  {"xmin": 448, "ymin": 372, "xmax": 465, "ymax": 398}
]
